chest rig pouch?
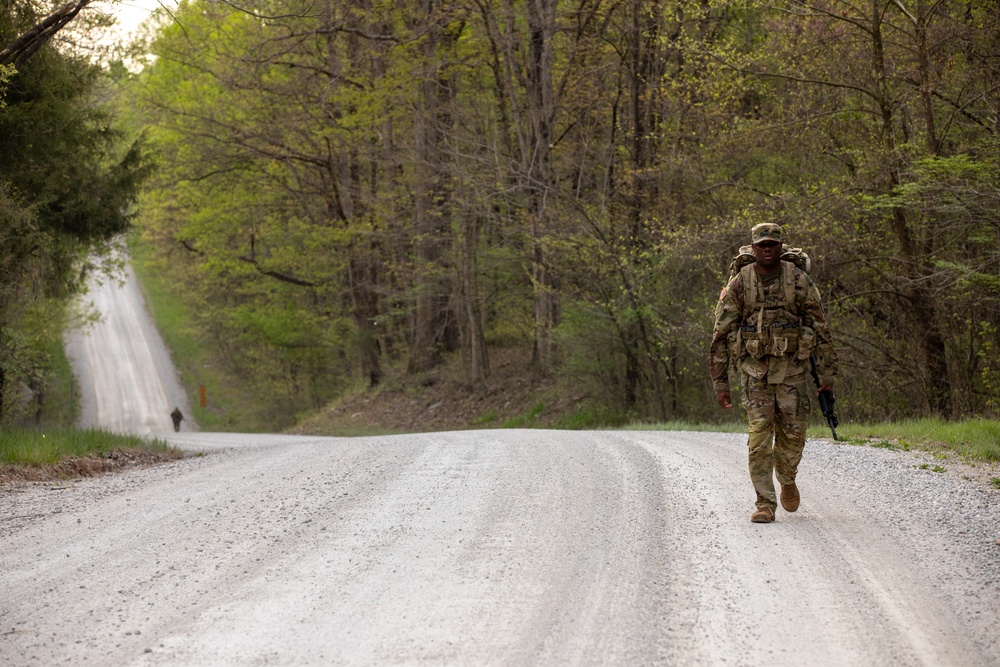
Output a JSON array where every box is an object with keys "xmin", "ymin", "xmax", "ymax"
[{"xmin": 738, "ymin": 262, "xmax": 803, "ymax": 382}]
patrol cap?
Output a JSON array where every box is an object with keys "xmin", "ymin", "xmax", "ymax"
[{"xmin": 751, "ymin": 222, "xmax": 782, "ymax": 244}]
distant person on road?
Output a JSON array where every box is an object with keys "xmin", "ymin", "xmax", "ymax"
[
  {"xmin": 171, "ymin": 407, "xmax": 184, "ymax": 432},
  {"xmin": 709, "ymin": 223, "xmax": 837, "ymax": 523}
]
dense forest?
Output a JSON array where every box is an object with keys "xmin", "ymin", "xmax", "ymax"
[
  {"xmin": 3, "ymin": 0, "xmax": 999, "ymax": 429},
  {"xmin": 132, "ymin": 0, "xmax": 1000, "ymax": 426}
]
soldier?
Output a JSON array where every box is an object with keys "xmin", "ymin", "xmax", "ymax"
[
  {"xmin": 170, "ymin": 406, "xmax": 184, "ymax": 432},
  {"xmin": 710, "ymin": 223, "xmax": 837, "ymax": 523}
]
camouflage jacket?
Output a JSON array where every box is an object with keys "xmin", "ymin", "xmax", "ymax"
[{"xmin": 710, "ymin": 261, "xmax": 837, "ymax": 393}]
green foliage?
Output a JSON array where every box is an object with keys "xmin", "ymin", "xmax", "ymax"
[
  {"xmin": 132, "ymin": 0, "xmax": 409, "ymax": 409},
  {"xmin": 1, "ymin": 296, "xmax": 78, "ymax": 428},
  {"xmin": 31, "ymin": 309, "xmax": 78, "ymax": 429},
  {"xmin": 0, "ymin": 43, "xmax": 150, "ymax": 244},
  {"xmin": 0, "ymin": 4, "xmax": 151, "ymax": 427},
  {"xmin": 0, "ymin": 61, "xmax": 12, "ymax": 102},
  {"xmin": 131, "ymin": 236, "xmax": 252, "ymax": 431},
  {"xmin": 125, "ymin": 0, "xmax": 1000, "ymax": 427},
  {"xmin": 554, "ymin": 302, "xmax": 627, "ymax": 400}
]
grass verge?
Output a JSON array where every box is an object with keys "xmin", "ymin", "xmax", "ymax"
[
  {"xmin": 0, "ymin": 428, "xmax": 182, "ymax": 482},
  {"xmin": 0, "ymin": 428, "xmax": 172, "ymax": 465},
  {"xmin": 626, "ymin": 418, "xmax": 1000, "ymax": 463},
  {"xmin": 831, "ymin": 418, "xmax": 1000, "ymax": 462}
]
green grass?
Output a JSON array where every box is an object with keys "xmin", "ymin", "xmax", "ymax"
[
  {"xmin": 861, "ymin": 437, "xmax": 905, "ymax": 450},
  {"xmin": 0, "ymin": 428, "xmax": 175, "ymax": 467},
  {"xmin": 620, "ymin": 417, "xmax": 1000, "ymax": 463},
  {"xmin": 832, "ymin": 418, "xmax": 1000, "ymax": 462},
  {"xmin": 551, "ymin": 404, "xmax": 632, "ymax": 430},
  {"xmin": 502, "ymin": 402, "xmax": 546, "ymax": 428},
  {"xmin": 471, "ymin": 410, "xmax": 497, "ymax": 426}
]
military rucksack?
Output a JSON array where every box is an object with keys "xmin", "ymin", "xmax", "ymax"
[
  {"xmin": 726, "ymin": 244, "xmax": 811, "ymax": 319},
  {"xmin": 727, "ymin": 244, "xmax": 811, "ymax": 281}
]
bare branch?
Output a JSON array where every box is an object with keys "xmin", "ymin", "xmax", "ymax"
[
  {"xmin": 0, "ymin": 1, "xmax": 94, "ymax": 67},
  {"xmin": 177, "ymin": 238, "xmax": 318, "ymax": 287}
]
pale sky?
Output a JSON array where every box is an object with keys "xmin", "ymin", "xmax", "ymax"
[{"xmin": 93, "ymin": 0, "xmax": 177, "ymax": 44}]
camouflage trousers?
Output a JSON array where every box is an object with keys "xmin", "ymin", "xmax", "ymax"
[{"xmin": 741, "ymin": 371, "xmax": 811, "ymax": 510}]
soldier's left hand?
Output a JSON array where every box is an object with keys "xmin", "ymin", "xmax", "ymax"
[{"xmin": 716, "ymin": 391, "xmax": 732, "ymax": 410}]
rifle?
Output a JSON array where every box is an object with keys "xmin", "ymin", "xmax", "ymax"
[{"xmin": 809, "ymin": 355, "xmax": 839, "ymax": 440}]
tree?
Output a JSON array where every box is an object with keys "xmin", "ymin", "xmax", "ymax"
[
  {"xmin": 0, "ymin": 0, "xmax": 94, "ymax": 67},
  {"xmin": 0, "ymin": 0, "xmax": 150, "ymax": 423},
  {"xmin": 703, "ymin": 0, "xmax": 1000, "ymax": 418},
  {"xmin": 131, "ymin": 0, "xmax": 1000, "ymax": 424}
]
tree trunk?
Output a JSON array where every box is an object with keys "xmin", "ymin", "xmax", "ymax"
[
  {"xmin": 617, "ymin": 0, "xmax": 668, "ymax": 419},
  {"xmin": 349, "ymin": 255, "xmax": 384, "ymax": 387},
  {"xmin": 526, "ymin": 0, "xmax": 559, "ymax": 369},
  {"xmin": 460, "ymin": 216, "xmax": 490, "ymax": 382},
  {"xmin": 0, "ymin": 0, "xmax": 93, "ymax": 67},
  {"xmin": 409, "ymin": 0, "xmax": 458, "ymax": 374},
  {"xmin": 322, "ymin": 0, "xmax": 385, "ymax": 388},
  {"xmin": 871, "ymin": 0, "xmax": 952, "ymax": 415}
]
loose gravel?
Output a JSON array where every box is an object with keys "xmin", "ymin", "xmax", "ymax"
[{"xmin": 2, "ymin": 430, "xmax": 998, "ymax": 666}]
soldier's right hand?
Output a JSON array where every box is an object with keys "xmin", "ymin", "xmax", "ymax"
[{"xmin": 716, "ymin": 391, "xmax": 732, "ymax": 410}]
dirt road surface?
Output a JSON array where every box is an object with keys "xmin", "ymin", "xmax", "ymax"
[
  {"xmin": 3, "ymin": 430, "xmax": 999, "ymax": 665},
  {"xmin": 3, "ymin": 266, "xmax": 998, "ymax": 665},
  {"xmin": 63, "ymin": 261, "xmax": 193, "ymax": 435}
]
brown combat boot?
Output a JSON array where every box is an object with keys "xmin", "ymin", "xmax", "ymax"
[
  {"xmin": 780, "ymin": 482, "xmax": 800, "ymax": 512},
  {"xmin": 750, "ymin": 506, "xmax": 775, "ymax": 523}
]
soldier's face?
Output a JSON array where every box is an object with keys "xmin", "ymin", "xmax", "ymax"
[{"xmin": 753, "ymin": 240, "xmax": 782, "ymax": 270}]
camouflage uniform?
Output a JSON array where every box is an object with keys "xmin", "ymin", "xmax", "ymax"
[{"xmin": 709, "ymin": 225, "xmax": 837, "ymax": 512}]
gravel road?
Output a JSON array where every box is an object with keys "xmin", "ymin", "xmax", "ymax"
[
  {"xmin": 2, "ymin": 430, "xmax": 999, "ymax": 665},
  {"xmin": 63, "ymin": 260, "xmax": 194, "ymax": 435},
  {"xmin": 3, "ymin": 263, "xmax": 998, "ymax": 665}
]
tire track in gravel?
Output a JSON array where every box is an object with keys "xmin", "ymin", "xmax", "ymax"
[{"xmin": 619, "ymin": 429, "xmax": 1000, "ymax": 666}]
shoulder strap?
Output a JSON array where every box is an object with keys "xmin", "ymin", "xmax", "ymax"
[
  {"xmin": 782, "ymin": 261, "xmax": 796, "ymax": 308},
  {"xmin": 739, "ymin": 263, "xmax": 758, "ymax": 321},
  {"xmin": 741, "ymin": 261, "xmax": 800, "ymax": 325}
]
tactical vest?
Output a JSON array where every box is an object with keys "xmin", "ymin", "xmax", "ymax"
[{"xmin": 730, "ymin": 261, "xmax": 816, "ymax": 380}]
